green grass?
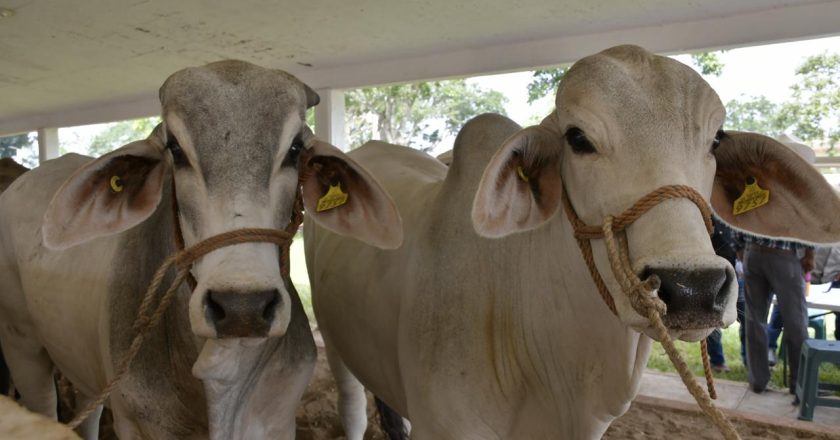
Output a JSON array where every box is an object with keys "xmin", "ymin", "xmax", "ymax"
[
  {"xmin": 289, "ymin": 233, "xmax": 315, "ymax": 321},
  {"xmin": 647, "ymin": 317, "xmax": 840, "ymax": 392}
]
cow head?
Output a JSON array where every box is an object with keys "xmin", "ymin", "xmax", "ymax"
[
  {"xmin": 473, "ymin": 45, "xmax": 840, "ymax": 341},
  {"xmin": 42, "ymin": 60, "xmax": 402, "ymax": 340}
]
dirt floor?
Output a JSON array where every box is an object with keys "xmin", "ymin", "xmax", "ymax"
[{"xmin": 295, "ymin": 346, "xmax": 838, "ymax": 440}]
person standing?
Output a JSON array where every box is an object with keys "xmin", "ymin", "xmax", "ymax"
[{"xmin": 738, "ymin": 134, "xmax": 816, "ymax": 395}]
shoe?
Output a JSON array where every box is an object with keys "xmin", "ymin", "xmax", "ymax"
[
  {"xmin": 792, "ymin": 396, "xmax": 800, "ymax": 406},
  {"xmin": 768, "ymin": 348, "xmax": 778, "ymax": 367},
  {"xmin": 712, "ymin": 364, "xmax": 731, "ymax": 373},
  {"xmin": 751, "ymin": 384, "xmax": 766, "ymax": 393}
]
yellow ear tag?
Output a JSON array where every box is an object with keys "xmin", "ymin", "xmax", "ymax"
[
  {"xmin": 316, "ymin": 183, "xmax": 349, "ymax": 212},
  {"xmin": 516, "ymin": 165, "xmax": 529, "ymax": 183},
  {"xmin": 733, "ymin": 177, "xmax": 769, "ymax": 216},
  {"xmin": 110, "ymin": 175, "xmax": 124, "ymax": 193}
]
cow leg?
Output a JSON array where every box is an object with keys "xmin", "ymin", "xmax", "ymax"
[
  {"xmin": 325, "ymin": 343, "xmax": 368, "ymax": 440},
  {"xmin": 73, "ymin": 394, "xmax": 103, "ymax": 440},
  {"xmin": 0, "ymin": 331, "xmax": 57, "ymax": 418}
]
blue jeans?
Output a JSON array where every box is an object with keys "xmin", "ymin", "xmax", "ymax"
[{"xmin": 706, "ymin": 328, "xmax": 725, "ymax": 366}]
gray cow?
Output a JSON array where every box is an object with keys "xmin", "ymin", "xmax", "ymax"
[{"xmin": 0, "ymin": 61, "xmax": 401, "ymax": 439}]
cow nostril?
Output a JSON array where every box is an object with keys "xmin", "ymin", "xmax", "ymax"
[
  {"xmin": 262, "ymin": 290, "xmax": 280, "ymax": 322},
  {"xmin": 206, "ymin": 292, "xmax": 226, "ymax": 322}
]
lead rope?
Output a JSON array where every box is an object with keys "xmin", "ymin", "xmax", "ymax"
[
  {"xmin": 66, "ymin": 195, "xmax": 305, "ymax": 429},
  {"xmin": 562, "ymin": 185, "xmax": 739, "ymax": 440}
]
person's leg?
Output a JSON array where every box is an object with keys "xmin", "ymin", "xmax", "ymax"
[
  {"xmin": 706, "ymin": 329, "xmax": 726, "ymax": 367},
  {"xmin": 744, "ymin": 249, "xmax": 773, "ymax": 392},
  {"xmin": 835, "ymin": 312, "xmax": 840, "ymax": 340},
  {"xmin": 767, "ymin": 302, "xmax": 783, "ymax": 366},
  {"xmin": 737, "ymin": 298, "xmax": 746, "ymax": 364},
  {"xmin": 766, "ymin": 253, "xmax": 807, "ymax": 394},
  {"xmin": 767, "ymin": 302, "xmax": 784, "ymax": 351}
]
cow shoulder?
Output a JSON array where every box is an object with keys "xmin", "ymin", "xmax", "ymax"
[
  {"xmin": 0, "ymin": 154, "xmax": 92, "ymax": 220},
  {"xmin": 348, "ymin": 141, "xmax": 447, "ymax": 196}
]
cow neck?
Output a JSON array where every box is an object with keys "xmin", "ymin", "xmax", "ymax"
[{"xmin": 560, "ymin": 184, "xmax": 741, "ymax": 440}]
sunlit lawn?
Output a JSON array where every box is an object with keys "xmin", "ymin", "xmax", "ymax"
[
  {"xmin": 290, "ymin": 234, "xmax": 840, "ymax": 390},
  {"xmin": 647, "ymin": 316, "xmax": 840, "ymax": 392}
]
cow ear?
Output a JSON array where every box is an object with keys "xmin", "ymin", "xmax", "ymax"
[
  {"xmin": 300, "ymin": 140, "xmax": 403, "ymax": 249},
  {"xmin": 43, "ymin": 137, "xmax": 168, "ymax": 250},
  {"xmin": 472, "ymin": 125, "xmax": 563, "ymax": 238},
  {"xmin": 713, "ymin": 131, "xmax": 840, "ymax": 244}
]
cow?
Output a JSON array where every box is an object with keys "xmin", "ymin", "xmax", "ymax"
[
  {"xmin": 304, "ymin": 45, "xmax": 840, "ymax": 439},
  {"xmin": 0, "ymin": 157, "xmax": 28, "ymax": 397},
  {"xmin": 0, "ymin": 60, "xmax": 402, "ymax": 439},
  {"xmin": 0, "ymin": 395, "xmax": 80, "ymax": 440}
]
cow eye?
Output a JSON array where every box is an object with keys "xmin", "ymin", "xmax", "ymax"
[
  {"xmin": 283, "ymin": 135, "xmax": 304, "ymax": 167},
  {"xmin": 166, "ymin": 132, "xmax": 189, "ymax": 167},
  {"xmin": 711, "ymin": 129, "xmax": 726, "ymax": 152},
  {"xmin": 565, "ymin": 127, "xmax": 596, "ymax": 154}
]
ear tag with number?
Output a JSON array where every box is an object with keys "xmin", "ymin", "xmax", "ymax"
[
  {"xmin": 110, "ymin": 175, "xmax": 124, "ymax": 193},
  {"xmin": 316, "ymin": 183, "xmax": 349, "ymax": 212},
  {"xmin": 516, "ymin": 165, "xmax": 529, "ymax": 183},
  {"xmin": 733, "ymin": 176, "xmax": 769, "ymax": 215}
]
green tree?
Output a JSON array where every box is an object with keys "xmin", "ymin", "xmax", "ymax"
[
  {"xmin": 0, "ymin": 133, "xmax": 37, "ymax": 167},
  {"xmin": 781, "ymin": 53, "xmax": 840, "ymax": 149},
  {"xmin": 344, "ymin": 80, "xmax": 507, "ymax": 151},
  {"xmin": 87, "ymin": 117, "xmax": 161, "ymax": 157},
  {"xmin": 690, "ymin": 51, "xmax": 726, "ymax": 77},
  {"xmin": 526, "ymin": 68, "xmax": 568, "ymax": 104},
  {"xmin": 723, "ymin": 96, "xmax": 788, "ymax": 135}
]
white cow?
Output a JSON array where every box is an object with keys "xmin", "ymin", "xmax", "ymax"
[
  {"xmin": 305, "ymin": 45, "xmax": 840, "ymax": 439},
  {"xmin": 0, "ymin": 61, "xmax": 401, "ymax": 439}
]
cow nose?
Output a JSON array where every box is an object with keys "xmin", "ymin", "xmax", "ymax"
[
  {"xmin": 205, "ymin": 289, "xmax": 280, "ymax": 338},
  {"xmin": 642, "ymin": 266, "xmax": 730, "ymax": 330}
]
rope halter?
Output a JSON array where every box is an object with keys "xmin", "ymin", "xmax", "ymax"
[{"xmin": 561, "ymin": 183, "xmax": 740, "ymax": 440}]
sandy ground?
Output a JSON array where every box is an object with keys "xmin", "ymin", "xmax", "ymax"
[{"xmin": 295, "ymin": 346, "xmax": 837, "ymax": 440}]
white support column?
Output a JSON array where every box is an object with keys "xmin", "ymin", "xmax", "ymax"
[
  {"xmin": 37, "ymin": 128, "xmax": 59, "ymax": 163},
  {"xmin": 314, "ymin": 88, "xmax": 346, "ymax": 151}
]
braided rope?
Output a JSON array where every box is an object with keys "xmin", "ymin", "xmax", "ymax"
[{"xmin": 562, "ymin": 185, "xmax": 739, "ymax": 440}]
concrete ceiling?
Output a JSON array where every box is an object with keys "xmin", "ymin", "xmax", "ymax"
[{"xmin": 2, "ymin": 0, "xmax": 840, "ymax": 135}]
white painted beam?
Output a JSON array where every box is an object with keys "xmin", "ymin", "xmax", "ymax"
[
  {"xmin": 314, "ymin": 88, "xmax": 347, "ymax": 151},
  {"xmin": 0, "ymin": 93, "xmax": 159, "ymax": 138},
  {"xmin": 297, "ymin": 1, "xmax": 840, "ymax": 89},
  {"xmin": 2, "ymin": 1, "xmax": 840, "ymax": 137},
  {"xmin": 37, "ymin": 128, "xmax": 59, "ymax": 163}
]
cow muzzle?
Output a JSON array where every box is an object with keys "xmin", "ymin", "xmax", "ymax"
[
  {"xmin": 205, "ymin": 288, "xmax": 281, "ymax": 338},
  {"xmin": 641, "ymin": 257, "xmax": 735, "ymax": 332},
  {"xmin": 562, "ymin": 184, "xmax": 729, "ymax": 341}
]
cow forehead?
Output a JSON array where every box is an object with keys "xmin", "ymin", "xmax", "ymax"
[
  {"xmin": 160, "ymin": 60, "xmax": 305, "ymax": 133},
  {"xmin": 556, "ymin": 45, "xmax": 724, "ymax": 136},
  {"xmin": 160, "ymin": 61, "xmax": 306, "ymax": 188}
]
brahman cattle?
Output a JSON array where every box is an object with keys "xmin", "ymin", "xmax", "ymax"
[
  {"xmin": 0, "ymin": 157, "xmax": 27, "ymax": 397},
  {"xmin": 305, "ymin": 45, "xmax": 840, "ymax": 439},
  {"xmin": 0, "ymin": 61, "xmax": 401, "ymax": 439}
]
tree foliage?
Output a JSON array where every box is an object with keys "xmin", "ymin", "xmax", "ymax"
[
  {"xmin": 344, "ymin": 80, "xmax": 507, "ymax": 151},
  {"xmin": 87, "ymin": 117, "xmax": 161, "ymax": 157},
  {"xmin": 526, "ymin": 68, "xmax": 568, "ymax": 104},
  {"xmin": 0, "ymin": 133, "xmax": 37, "ymax": 167},
  {"xmin": 725, "ymin": 53, "xmax": 840, "ymax": 154},
  {"xmin": 690, "ymin": 51, "xmax": 726, "ymax": 77}
]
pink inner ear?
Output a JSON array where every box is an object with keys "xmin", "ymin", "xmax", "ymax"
[
  {"xmin": 43, "ymin": 150, "xmax": 166, "ymax": 250},
  {"xmin": 300, "ymin": 151, "xmax": 403, "ymax": 249}
]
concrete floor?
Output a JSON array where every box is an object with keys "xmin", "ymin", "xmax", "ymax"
[{"xmin": 639, "ymin": 370, "xmax": 840, "ymax": 429}]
